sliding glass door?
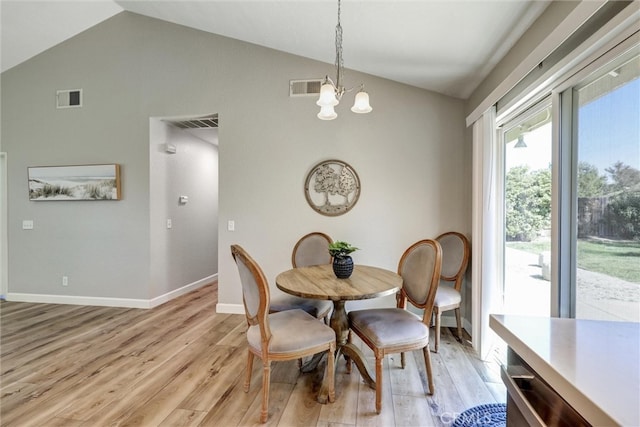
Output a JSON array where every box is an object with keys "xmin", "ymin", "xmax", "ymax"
[
  {"xmin": 497, "ymin": 45, "xmax": 638, "ymax": 322},
  {"xmin": 569, "ymin": 52, "xmax": 639, "ymax": 322},
  {"xmin": 501, "ymin": 102, "xmax": 552, "ymax": 317}
]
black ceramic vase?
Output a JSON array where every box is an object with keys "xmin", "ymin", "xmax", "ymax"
[{"xmin": 332, "ymin": 255, "xmax": 354, "ymax": 279}]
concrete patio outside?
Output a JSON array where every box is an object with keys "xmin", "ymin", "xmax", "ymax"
[{"xmin": 503, "ymin": 247, "xmax": 639, "ymax": 322}]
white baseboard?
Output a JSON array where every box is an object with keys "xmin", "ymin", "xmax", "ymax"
[
  {"xmin": 216, "ymin": 303, "xmax": 245, "ymax": 314},
  {"xmin": 439, "ymin": 314, "xmax": 472, "ymax": 337},
  {"xmin": 6, "ymin": 292, "xmax": 152, "ymax": 308},
  {"xmin": 148, "ymin": 274, "xmax": 217, "ymax": 308},
  {"xmin": 6, "ymin": 274, "xmax": 217, "ymax": 309},
  {"xmin": 439, "ymin": 315, "xmax": 457, "ymax": 328}
]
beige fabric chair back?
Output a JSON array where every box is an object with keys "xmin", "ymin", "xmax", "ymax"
[
  {"xmin": 230, "ymin": 244, "xmax": 337, "ymax": 423},
  {"xmin": 347, "ymin": 238, "xmax": 442, "ymax": 413},
  {"xmin": 436, "ymin": 232, "xmax": 470, "ymax": 292},
  {"xmin": 292, "ymin": 232, "xmax": 333, "ymax": 267},
  {"xmin": 230, "ymin": 245, "xmax": 270, "ymax": 341},
  {"xmin": 397, "ymin": 239, "xmax": 442, "ymax": 322}
]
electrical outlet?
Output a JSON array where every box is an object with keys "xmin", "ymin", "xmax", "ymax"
[
  {"xmin": 62, "ymin": 276, "xmax": 68, "ymax": 287},
  {"xmin": 167, "ymin": 219, "xmax": 172, "ymax": 229}
]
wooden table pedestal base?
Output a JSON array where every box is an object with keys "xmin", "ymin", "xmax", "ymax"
[{"xmin": 316, "ymin": 300, "xmax": 376, "ymax": 403}]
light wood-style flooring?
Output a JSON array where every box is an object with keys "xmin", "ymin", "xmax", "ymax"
[{"xmin": 0, "ymin": 283, "xmax": 505, "ymax": 426}]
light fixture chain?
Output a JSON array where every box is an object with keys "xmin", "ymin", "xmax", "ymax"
[
  {"xmin": 316, "ymin": 0, "xmax": 371, "ymax": 119},
  {"xmin": 335, "ymin": 0, "xmax": 344, "ymax": 93}
]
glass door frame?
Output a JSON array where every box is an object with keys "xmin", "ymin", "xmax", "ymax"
[
  {"xmin": 554, "ymin": 39, "xmax": 639, "ymax": 318},
  {"xmin": 496, "ymin": 37, "xmax": 639, "ymax": 320},
  {"xmin": 498, "ymin": 97, "xmax": 554, "ymax": 316}
]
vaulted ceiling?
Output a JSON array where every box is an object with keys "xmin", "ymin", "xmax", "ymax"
[{"xmin": 1, "ymin": 1, "xmax": 550, "ymax": 99}]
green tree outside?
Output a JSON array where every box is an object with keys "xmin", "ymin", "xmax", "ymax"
[
  {"xmin": 505, "ymin": 165, "xmax": 551, "ymax": 241},
  {"xmin": 577, "ymin": 161, "xmax": 606, "ymax": 197},
  {"xmin": 507, "ymin": 161, "xmax": 639, "ymax": 241},
  {"xmin": 605, "ymin": 161, "xmax": 640, "ymax": 193}
]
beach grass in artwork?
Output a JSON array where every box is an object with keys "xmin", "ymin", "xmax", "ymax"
[{"xmin": 28, "ymin": 164, "xmax": 121, "ymax": 201}]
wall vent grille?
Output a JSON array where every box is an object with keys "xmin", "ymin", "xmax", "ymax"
[
  {"xmin": 56, "ymin": 89, "xmax": 82, "ymax": 109},
  {"xmin": 165, "ymin": 114, "xmax": 218, "ymax": 129},
  {"xmin": 290, "ymin": 79, "xmax": 322, "ymax": 97}
]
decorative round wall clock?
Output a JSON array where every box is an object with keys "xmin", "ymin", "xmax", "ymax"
[{"xmin": 304, "ymin": 159, "xmax": 360, "ymax": 216}]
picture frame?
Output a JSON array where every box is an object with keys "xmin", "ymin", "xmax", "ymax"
[
  {"xmin": 28, "ymin": 164, "xmax": 121, "ymax": 201},
  {"xmin": 304, "ymin": 159, "xmax": 360, "ymax": 216}
]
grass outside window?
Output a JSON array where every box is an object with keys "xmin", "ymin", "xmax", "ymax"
[{"xmin": 506, "ymin": 239, "xmax": 640, "ymax": 283}]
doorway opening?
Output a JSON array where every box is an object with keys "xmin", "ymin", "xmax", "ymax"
[{"xmin": 149, "ymin": 114, "xmax": 219, "ymax": 300}]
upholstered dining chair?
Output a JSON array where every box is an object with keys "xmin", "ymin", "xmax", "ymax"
[
  {"xmin": 269, "ymin": 232, "xmax": 333, "ymax": 324},
  {"xmin": 230, "ymin": 244, "xmax": 336, "ymax": 423},
  {"xmin": 433, "ymin": 231, "xmax": 470, "ymax": 353},
  {"xmin": 347, "ymin": 239, "xmax": 442, "ymax": 414}
]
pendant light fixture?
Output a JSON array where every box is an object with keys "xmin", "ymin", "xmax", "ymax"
[
  {"xmin": 316, "ymin": 0, "xmax": 372, "ymax": 120},
  {"xmin": 514, "ymin": 134, "xmax": 528, "ymax": 148}
]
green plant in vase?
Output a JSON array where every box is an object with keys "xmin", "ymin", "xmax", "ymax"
[{"xmin": 328, "ymin": 241, "xmax": 359, "ymax": 279}]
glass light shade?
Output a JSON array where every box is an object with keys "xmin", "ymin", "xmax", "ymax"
[
  {"xmin": 514, "ymin": 135, "xmax": 527, "ymax": 148},
  {"xmin": 317, "ymin": 83, "xmax": 339, "ymax": 107},
  {"xmin": 351, "ymin": 90, "xmax": 372, "ymax": 113},
  {"xmin": 317, "ymin": 105, "xmax": 337, "ymax": 120}
]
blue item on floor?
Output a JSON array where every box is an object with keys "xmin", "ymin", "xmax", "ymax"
[{"xmin": 452, "ymin": 403, "xmax": 507, "ymax": 427}]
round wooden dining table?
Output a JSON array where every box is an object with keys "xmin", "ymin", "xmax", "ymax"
[{"xmin": 276, "ymin": 263, "xmax": 402, "ymax": 402}]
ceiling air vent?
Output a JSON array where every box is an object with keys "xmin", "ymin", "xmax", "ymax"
[
  {"xmin": 290, "ymin": 79, "xmax": 323, "ymax": 97},
  {"xmin": 165, "ymin": 114, "xmax": 219, "ymax": 129},
  {"xmin": 56, "ymin": 89, "xmax": 82, "ymax": 109}
]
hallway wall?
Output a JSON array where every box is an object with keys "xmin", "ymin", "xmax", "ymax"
[{"xmin": 150, "ymin": 120, "xmax": 218, "ymax": 300}]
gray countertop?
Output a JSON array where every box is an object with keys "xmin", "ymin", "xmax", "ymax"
[{"xmin": 490, "ymin": 314, "xmax": 640, "ymax": 427}]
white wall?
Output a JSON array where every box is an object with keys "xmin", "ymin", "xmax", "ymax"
[
  {"xmin": 1, "ymin": 12, "xmax": 470, "ymax": 312},
  {"xmin": 465, "ymin": 0, "xmax": 582, "ymax": 118},
  {"xmin": 150, "ymin": 120, "xmax": 218, "ymax": 300}
]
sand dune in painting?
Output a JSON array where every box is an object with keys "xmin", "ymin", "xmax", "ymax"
[
  {"xmin": 28, "ymin": 165, "xmax": 120, "ymax": 200},
  {"xmin": 29, "ymin": 177, "xmax": 117, "ymax": 200}
]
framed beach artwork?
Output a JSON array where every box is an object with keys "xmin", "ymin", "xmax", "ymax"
[{"xmin": 28, "ymin": 164, "xmax": 121, "ymax": 201}]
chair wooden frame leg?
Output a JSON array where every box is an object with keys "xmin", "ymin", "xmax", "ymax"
[
  {"xmin": 345, "ymin": 331, "xmax": 353, "ymax": 374},
  {"xmin": 422, "ymin": 347, "xmax": 435, "ymax": 395},
  {"xmin": 326, "ymin": 346, "xmax": 336, "ymax": 403},
  {"xmin": 245, "ymin": 351, "xmax": 254, "ymax": 392},
  {"xmin": 261, "ymin": 362, "xmax": 271, "ymax": 423},
  {"xmin": 375, "ymin": 353, "xmax": 383, "ymax": 414},
  {"xmin": 454, "ymin": 307, "xmax": 462, "ymax": 341},
  {"xmin": 434, "ymin": 307, "xmax": 441, "ymax": 353}
]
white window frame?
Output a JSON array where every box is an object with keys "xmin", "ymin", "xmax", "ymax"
[
  {"xmin": 554, "ymin": 39, "xmax": 640, "ymax": 317},
  {"xmin": 498, "ymin": 30, "xmax": 640, "ymax": 320}
]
